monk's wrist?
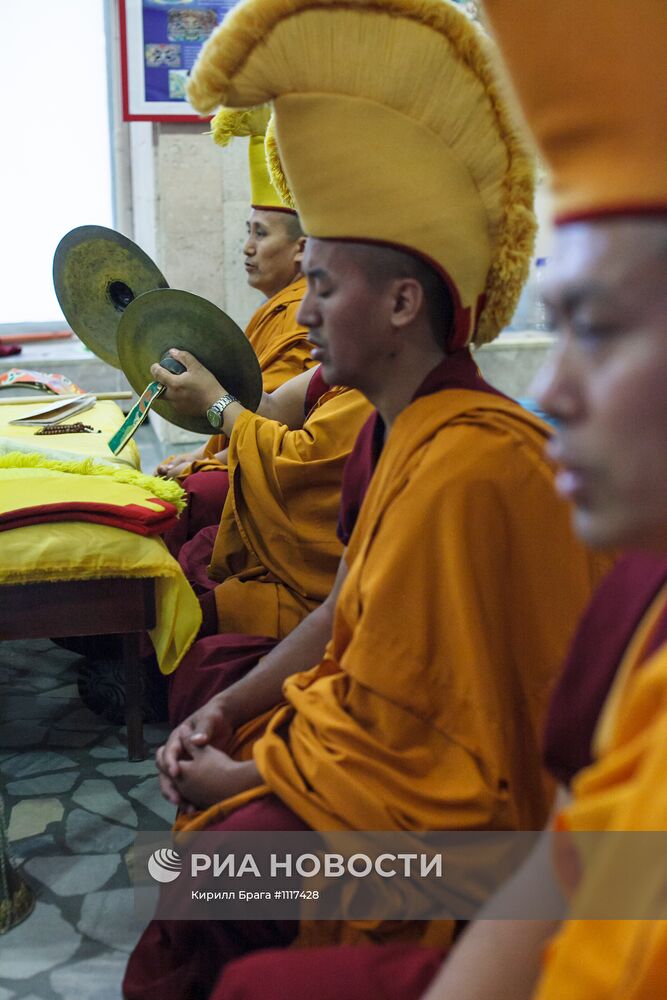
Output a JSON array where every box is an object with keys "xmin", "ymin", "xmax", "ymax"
[
  {"xmin": 221, "ymin": 401, "xmax": 246, "ymax": 438},
  {"xmin": 233, "ymin": 759, "xmax": 262, "ymax": 796},
  {"xmin": 215, "ymin": 689, "xmax": 244, "ymax": 732}
]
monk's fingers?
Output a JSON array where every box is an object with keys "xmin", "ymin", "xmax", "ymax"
[
  {"xmin": 183, "ymin": 732, "xmax": 207, "ymax": 757},
  {"xmin": 189, "ymin": 731, "xmax": 210, "ymax": 746},
  {"xmin": 161, "ymin": 464, "xmax": 181, "ymax": 481},
  {"xmin": 156, "ymin": 453, "xmax": 177, "ymax": 476},
  {"xmin": 158, "ymin": 769, "xmax": 184, "ymax": 807},
  {"xmin": 167, "ymin": 348, "xmax": 200, "ymax": 370},
  {"xmin": 156, "ymin": 743, "xmax": 182, "ymax": 782},
  {"xmin": 173, "ymin": 762, "xmax": 196, "ymax": 800},
  {"xmin": 155, "ymin": 744, "xmax": 167, "ymax": 773},
  {"xmin": 194, "ymin": 702, "xmax": 235, "ymax": 747},
  {"xmin": 189, "ymin": 714, "xmax": 215, "ymax": 745},
  {"xmin": 162, "ymin": 731, "xmax": 189, "ymax": 777}
]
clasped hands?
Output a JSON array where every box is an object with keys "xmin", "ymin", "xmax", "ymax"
[{"xmin": 155, "ymin": 697, "xmax": 261, "ymax": 814}]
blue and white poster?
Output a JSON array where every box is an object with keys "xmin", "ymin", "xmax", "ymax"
[{"xmin": 121, "ymin": 0, "xmax": 237, "ymax": 120}]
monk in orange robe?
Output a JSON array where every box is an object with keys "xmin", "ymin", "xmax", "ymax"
[
  {"xmin": 159, "ymin": 107, "xmax": 316, "ymax": 547},
  {"xmin": 160, "ymin": 221, "xmax": 314, "ymax": 550},
  {"xmin": 121, "ymin": 3, "xmax": 610, "ymax": 995},
  {"xmin": 183, "ymin": 271, "xmax": 314, "ymax": 473},
  {"xmin": 166, "ymin": 356, "xmax": 373, "ymax": 640}
]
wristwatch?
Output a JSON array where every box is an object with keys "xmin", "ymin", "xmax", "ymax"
[{"xmin": 206, "ymin": 392, "xmax": 239, "ymax": 429}]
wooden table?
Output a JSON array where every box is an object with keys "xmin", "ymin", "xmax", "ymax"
[{"xmin": 0, "ymin": 577, "xmax": 156, "ymax": 760}]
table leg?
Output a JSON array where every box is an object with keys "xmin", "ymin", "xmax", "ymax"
[{"xmin": 122, "ymin": 633, "xmax": 145, "ymax": 761}]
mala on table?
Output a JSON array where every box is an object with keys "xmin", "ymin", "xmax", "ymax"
[{"xmin": 35, "ymin": 422, "xmax": 100, "ymax": 435}]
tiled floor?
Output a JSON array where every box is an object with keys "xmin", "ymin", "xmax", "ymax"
[
  {"xmin": 0, "ymin": 637, "xmax": 172, "ymax": 997},
  {"xmin": 0, "ymin": 424, "xmax": 190, "ymax": 998}
]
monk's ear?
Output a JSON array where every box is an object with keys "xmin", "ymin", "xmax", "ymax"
[
  {"xmin": 294, "ymin": 237, "xmax": 307, "ymax": 268},
  {"xmin": 390, "ymin": 277, "xmax": 424, "ymax": 328}
]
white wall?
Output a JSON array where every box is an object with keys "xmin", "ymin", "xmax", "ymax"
[{"xmin": 0, "ymin": 0, "xmax": 113, "ymax": 326}]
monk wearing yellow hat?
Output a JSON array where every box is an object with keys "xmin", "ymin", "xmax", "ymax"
[
  {"xmin": 123, "ymin": 0, "xmax": 610, "ymax": 995},
  {"xmin": 148, "ymin": 107, "xmax": 373, "ymax": 672},
  {"xmin": 158, "ymin": 106, "xmax": 316, "ymax": 548}
]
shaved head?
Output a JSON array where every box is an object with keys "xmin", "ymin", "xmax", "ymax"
[
  {"xmin": 341, "ymin": 242, "xmax": 455, "ymax": 349},
  {"xmin": 281, "ymin": 211, "xmax": 304, "ymax": 242}
]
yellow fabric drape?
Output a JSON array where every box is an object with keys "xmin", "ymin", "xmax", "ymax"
[
  {"xmin": 183, "ymin": 276, "xmax": 314, "ymax": 476},
  {"xmin": 0, "ymin": 402, "xmax": 200, "ymax": 674},
  {"xmin": 0, "ymin": 462, "xmax": 185, "ymax": 516},
  {"xmin": 0, "ymin": 521, "xmax": 201, "ymax": 675},
  {"xmin": 535, "ymin": 587, "xmax": 667, "ymax": 1000},
  {"xmin": 209, "ymin": 385, "xmax": 373, "ymax": 637}
]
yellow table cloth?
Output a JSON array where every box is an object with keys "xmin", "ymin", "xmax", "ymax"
[
  {"xmin": 0, "ymin": 401, "xmax": 201, "ymax": 674},
  {"xmin": 0, "ymin": 400, "xmax": 141, "ymax": 469}
]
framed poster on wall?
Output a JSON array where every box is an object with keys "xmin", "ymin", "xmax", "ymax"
[{"xmin": 119, "ymin": 0, "xmax": 237, "ymax": 121}]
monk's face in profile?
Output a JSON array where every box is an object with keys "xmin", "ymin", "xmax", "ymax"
[
  {"xmin": 298, "ymin": 238, "xmax": 405, "ymax": 393},
  {"xmin": 535, "ymin": 219, "xmax": 667, "ymax": 551},
  {"xmin": 243, "ymin": 209, "xmax": 303, "ymax": 299}
]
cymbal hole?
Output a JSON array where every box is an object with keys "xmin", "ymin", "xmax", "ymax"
[{"xmin": 108, "ymin": 281, "xmax": 134, "ymax": 311}]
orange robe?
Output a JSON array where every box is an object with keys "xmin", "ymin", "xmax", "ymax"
[
  {"xmin": 209, "ymin": 384, "xmax": 374, "ymax": 636},
  {"xmin": 184, "ymin": 276, "xmax": 314, "ymax": 477},
  {"xmin": 182, "ymin": 386, "xmax": 610, "ymax": 950},
  {"xmin": 535, "ymin": 586, "xmax": 667, "ymax": 1000}
]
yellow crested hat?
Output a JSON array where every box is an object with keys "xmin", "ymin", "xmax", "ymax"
[
  {"xmin": 189, "ymin": 0, "xmax": 536, "ymax": 346},
  {"xmin": 210, "ymin": 104, "xmax": 294, "ymax": 213},
  {"xmin": 483, "ymin": 0, "xmax": 667, "ymax": 223}
]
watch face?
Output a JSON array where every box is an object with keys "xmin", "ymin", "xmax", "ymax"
[{"xmin": 207, "ymin": 405, "xmax": 221, "ymax": 429}]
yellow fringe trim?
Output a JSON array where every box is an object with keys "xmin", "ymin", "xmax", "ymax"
[
  {"xmin": 210, "ymin": 104, "xmax": 271, "ymax": 147},
  {"xmin": 265, "ymin": 115, "xmax": 295, "ymax": 209},
  {"xmin": 187, "ymin": 0, "xmax": 536, "ymax": 345},
  {"xmin": 0, "ymin": 452, "xmax": 187, "ymax": 512},
  {"xmin": 2, "ymin": 564, "xmax": 178, "ymax": 587}
]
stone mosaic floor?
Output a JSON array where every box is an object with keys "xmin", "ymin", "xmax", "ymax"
[
  {"xmin": 0, "ymin": 637, "xmax": 173, "ymax": 997},
  {"xmin": 0, "ymin": 424, "xmax": 185, "ymax": 998}
]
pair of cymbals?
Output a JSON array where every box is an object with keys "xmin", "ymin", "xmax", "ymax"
[{"xmin": 53, "ymin": 226, "xmax": 262, "ymax": 434}]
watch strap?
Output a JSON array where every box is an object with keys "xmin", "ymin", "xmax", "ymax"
[{"xmin": 207, "ymin": 392, "xmax": 239, "ymax": 429}]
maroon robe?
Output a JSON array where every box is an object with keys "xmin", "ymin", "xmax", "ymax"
[
  {"xmin": 543, "ymin": 550, "xmax": 667, "ymax": 785},
  {"xmin": 123, "ymin": 796, "xmax": 309, "ymax": 1000},
  {"xmin": 163, "ymin": 470, "xmax": 231, "ymax": 558},
  {"xmin": 212, "ymin": 943, "xmax": 443, "ymax": 1000},
  {"xmin": 338, "ymin": 349, "xmax": 505, "ymax": 545}
]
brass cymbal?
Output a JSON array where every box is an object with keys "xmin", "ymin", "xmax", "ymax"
[
  {"xmin": 116, "ymin": 288, "xmax": 263, "ymax": 434},
  {"xmin": 53, "ymin": 225, "xmax": 168, "ymax": 369}
]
